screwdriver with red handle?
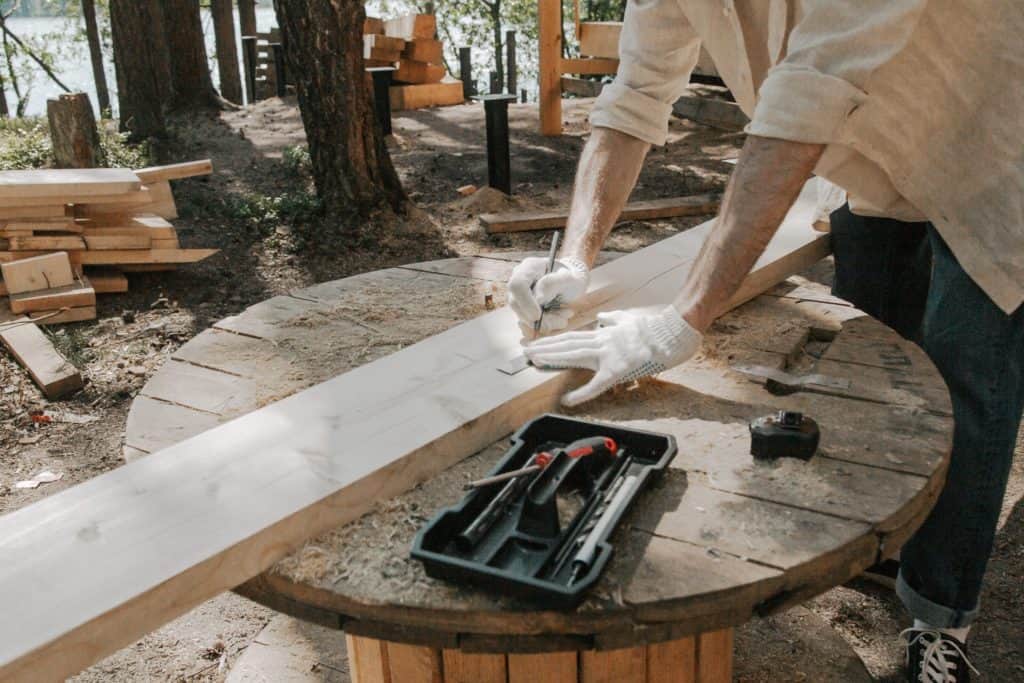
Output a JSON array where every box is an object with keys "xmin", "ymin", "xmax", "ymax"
[{"xmin": 463, "ymin": 436, "xmax": 618, "ymax": 490}]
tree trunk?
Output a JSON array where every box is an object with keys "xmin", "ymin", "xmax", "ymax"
[
  {"xmin": 491, "ymin": 0, "xmax": 503, "ymax": 89},
  {"xmin": 238, "ymin": 0, "xmax": 257, "ymax": 37},
  {"xmin": 81, "ymin": 0, "xmax": 111, "ymax": 115},
  {"xmin": 0, "ymin": 73, "xmax": 8, "ymax": 118},
  {"xmin": 47, "ymin": 92, "xmax": 105, "ymax": 168},
  {"xmin": 274, "ymin": 0, "xmax": 407, "ymax": 216},
  {"xmin": 110, "ymin": 0, "xmax": 169, "ymax": 139},
  {"xmin": 210, "ymin": 0, "xmax": 242, "ymax": 104},
  {"xmin": 160, "ymin": 0, "xmax": 221, "ymax": 109}
]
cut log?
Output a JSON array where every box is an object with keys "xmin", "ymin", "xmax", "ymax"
[
  {"xmin": 0, "ymin": 168, "xmax": 140, "ymax": 200},
  {"xmin": 0, "ymin": 181, "xmax": 828, "ymax": 682},
  {"xmin": 10, "ymin": 277, "xmax": 96, "ymax": 315},
  {"xmin": 384, "ymin": 14, "xmax": 436, "ymax": 40},
  {"xmin": 394, "ymin": 60, "xmax": 444, "ymax": 85},
  {"xmin": 0, "ymin": 318, "xmax": 83, "ymax": 399},
  {"xmin": 578, "ymin": 22, "xmax": 621, "ymax": 59},
  {"xmin": 134, "ymin": 160, "xmax": 213, "ymax": 185},
  {"xmin": 402, "ymin": 39, "xmax": 443, "ymax": 64},
  {"xmin": 480, "ymin": 194, "xmax": 721, "ymax": 233},
  {"xmin": 389, "ymin": 79, "xmax": 464, "ymax": 110},
  {"xmin": 0, "ymin": 252, "xmax": 75, "ymax": 294},
  {"xmin": 46, "ymin": 93, "xmax": 104, "ymax": 169}
]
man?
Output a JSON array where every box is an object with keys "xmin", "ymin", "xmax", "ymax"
[{"xmin": 507, "ymin": 2, "xmax": 1023, "ymax": 681}]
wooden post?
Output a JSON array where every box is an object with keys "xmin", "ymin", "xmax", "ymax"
[
  {"xmin": 81, "ymin": 0, "xmax": 110, "ymax": 116},
  {"xmin": 238, "ymin": 0, "xmax": 258, "ymax": 37},
  {"xmin": 367, "ymin": 67, "xmax": 395, "ymax": 136},
  {"xmin": 505, "ymin": 30, "xmax": 517, "ymax": 96},
  {"xmin": 480, "ymin": 93, "xmax": 516, "ymax": 195},
  {"xmin": 211, "ymin": 0, "xmax": 243, "ymax": 104},
  {"xmin": 242, "ymin": 35, "xmax": 258, "ymax": 104},
  {"xmin": 538, "ymin": 0, "xmax": 562, "ymax": 135},
  {"xmin": 271, "ymin": 43, "xmax": 287, "ymax": 97},
  {"xmin": 46, "ymin": 93, "xmax": 103, "ymax": 169},
  {"xmin": 459, "ymin": 47, "xmax": 475, "ymax": 100}
]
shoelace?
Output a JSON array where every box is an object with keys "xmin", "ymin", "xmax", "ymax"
[{"xmin": 900, "ymin": 628, "xmax": 980, "ymax": 682}]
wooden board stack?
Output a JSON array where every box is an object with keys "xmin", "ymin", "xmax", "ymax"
[
  {"xmin": 0, "ymin": 160, "xmax": 218, "ymax": 311},
  {"xmin": 362, "ymin": 13, "xmax": 464, "ymax": 111}
]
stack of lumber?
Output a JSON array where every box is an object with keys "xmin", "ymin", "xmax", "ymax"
[
  {"xmin": 0, "ymin": 161, "xmax": 218, "ymax": 309},
  {"xmin": 362, "ymin": 13, "xmax": 464, "ymax": 111},
  {"xmin": 254, "ymin": 28, "xmax": 289, "ymax": 99}
]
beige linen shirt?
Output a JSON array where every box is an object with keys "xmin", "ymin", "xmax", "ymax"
[{"xmin": 590, "ymin": 0, "xmax": 1024, "ymax": 314}]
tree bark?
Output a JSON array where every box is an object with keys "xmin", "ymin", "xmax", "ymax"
[
  {"xmin": 210, "ymin": 0, "xmax": 242, "ymax": 104},
  {"xmin": 81, "ymin": 0, "xmax": 111, "ymax": 115},
  {"xmin": 490, "ymin": 0, "xmax": 503, "ymax": 89},
  {"xmin": 110, "ymin": 0, "xmax": 169, "ymax": 139},
  {"xmin": 160, "ymin": 0, "xmax": 221, "ymax": 109},
  {"xmin": 274, "ymin": 0, "xmax": 407, "ymax": 216},
  {"xmin": 238, "ymin": 0, "xmax": 257, "ymax": 37},
  {"xmin": 0, "ymin": 72, "xmax": 9, "ymax": 118},
  {"xmin": 47, "ymin": 92, "xmax": 105, "ymax": 168}
]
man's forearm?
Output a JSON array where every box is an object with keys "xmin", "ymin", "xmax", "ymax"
[
  {"xmin": 674, "ymin": 135, "xmax": 825, "ymax": 332},
  {"xmin": 560, "ymin": 127, "xmax": 650, "ymax": 267}
]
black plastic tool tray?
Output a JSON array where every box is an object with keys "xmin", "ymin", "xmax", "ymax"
[{"xmin": 411, "ymin": 414, "xmax": 677, "ymax": 607}]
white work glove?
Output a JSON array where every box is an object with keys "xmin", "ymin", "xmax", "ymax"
[
  {"xmin": 525, "ymin": 305, "xmax": 703, "ymax": 407},
  {"xmin": 507, "ymin": 256, "xmax": 589, "ymax": 335}
]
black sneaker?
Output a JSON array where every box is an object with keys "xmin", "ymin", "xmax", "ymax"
[{"xmin": 901, "ymin": 628, "xmax": 978, "ymax": 682}]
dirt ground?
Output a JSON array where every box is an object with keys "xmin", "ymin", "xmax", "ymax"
[{"xmin": 1, "ymin": 96, "xmax": 1020, "ymax": 681}]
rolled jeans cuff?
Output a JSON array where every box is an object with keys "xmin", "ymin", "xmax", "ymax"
[{"xmin": 896, "ymin": 569, "xmax": 979, "ymax": 628}]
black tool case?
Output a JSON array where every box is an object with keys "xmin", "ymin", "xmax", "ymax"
[{"xmin": 411, "ymin": 414, "xmax": 677, "ymax": 607}]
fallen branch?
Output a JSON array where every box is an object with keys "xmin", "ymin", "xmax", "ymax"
[{"xmin": 0, "ymin": 13, "xmax": 72, "ymax": 93}]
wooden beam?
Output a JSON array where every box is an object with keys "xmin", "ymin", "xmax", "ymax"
[
  {"xmin": 480, "ymin": 194, "xmax": 721, "ymax": 233},
  {"xmin": 0, "ymin": 249, "xmax": 218, "ymax": 266},
  {"xmin": 7, "ymin": 236, "xmax": 87, "ymax": 251},
  {"xmin": 538, "ymin": 0, "xmax": 562, "ymax": 135},
  {"xmin": 9, "ymin": 276, "xmax": 96, "ymax": 314},
  {"xmin": 0, "ymin": 252, "xmax": 75, "ymax": 294},
  {"xmin": 82, "ymin": 268, "xmax": 128, "ymax": 294},
  {"xmin": 0, "ymin": 318, "xmax": 83, "ymax": 399},
  {"xmin": 394, "ymin": 60, "xmax": 445, "ymax": 85},
  {"xmin": 0, "ymin": 168, "xmax": 140, "ymax": 200},
  {"xmin": 578, "ymin": 21, "xmax": 621, "ymax": 59},
  {"xmin": 390, "ymin": 80, "xmax": 464, "ymax": 111},
  {"xmin": 384, "ymin": 14, "xmax": 436, "ymax": 40},
  {"xmin": 559, "ymin": 57, "xmax": 619, "ymax": 75},
  {"xmin": 134, "ymin": 160, "xmax": 213, "ymax": 185},
  {"xmin": 0, "ymin": 183, "xmax": 828, "ymax": 681}
]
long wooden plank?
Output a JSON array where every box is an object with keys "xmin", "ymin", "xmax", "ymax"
[
  {"xmin": 390, "ymin": 80, "xmax": 464, "ymax": 110},
  {"xmin": 560, "ymin": 57, "xmax": 618, "ymax": 75},
  {"xmin": 0, "ymin": 183, "xmax": 827, "ymax": 681},
  {"xmin": 0, "ymin": 249, "xmax": 217, "ymax": 266},
  {"xmin": 578, "ymin": 21, "xmax": 621, "ymax": 59},
  {"xmin": 134, "ymin": 160, "xmax": 213, "ymax": 185},
  {"xmin": 480, "ymin": 194, "xmax": 721, "ymax": 233},
  {"xmin": 0, "ymin": 318, "xmax": 83, "ymax": 399},
  {"xmin": 0, "ymin": 168, "xmax": 140, "ymax": 200},
  {"xmin": 7, "ymin": 235, "xmax": 86, "ymax": 251},
  {"xmin": 0, "ymin": 187, "xmax": 150, "ymax": 209}
]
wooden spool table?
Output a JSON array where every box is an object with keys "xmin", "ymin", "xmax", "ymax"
[{"xmin": 125, "ymin": 253, "xmax": 953, "ymax": 682}]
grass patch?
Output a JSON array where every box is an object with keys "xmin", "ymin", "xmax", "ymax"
[{"xmin": 0, "ymin": 117, "xmax": 153, "ymax": 170}]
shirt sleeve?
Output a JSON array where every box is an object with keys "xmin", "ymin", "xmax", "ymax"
[
  {"xmin": 589, "ymin": 0, "xmax": 701, "ymax": 146},
  {"xmin": 749, "ymin": 0, "xmax": 928, "ymax": 144}
]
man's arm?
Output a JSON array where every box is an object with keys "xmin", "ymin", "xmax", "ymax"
[
  {"xmin": 560, "ymin": 127, "xmax": 650, "ymax": 268},
  {"xmin": 674, "ymin": 135, "xmax": 825, "ymax": 332}
]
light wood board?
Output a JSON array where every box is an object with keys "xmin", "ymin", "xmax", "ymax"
[
  {"xmin": 480, "ymin": 194, "xmax": 720, "ymax": 233},
  {"xmin": 0, "ymin": 318, "xmax": 82, "ymax": 399},
  {"xmin": 0, "ymin": 168, "xmax": 140, "ymax": 200},
  {"xmin": 134, "ymin": 160, "xmax": 213, "ymax": 185},
  {"xmin": 0, "ymin": 252, "xmax": 74, "ymax": 294},
  {"xmin": 0, "ymin": 183, "xmax": 830, "ymax": 680}
]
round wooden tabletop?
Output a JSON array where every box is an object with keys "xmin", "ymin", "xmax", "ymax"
[{"xmin": 125, "ymin": 253, "xmax": 953, "ymax": 654}]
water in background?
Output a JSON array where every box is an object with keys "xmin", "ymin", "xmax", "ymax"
[{"xmin": 7, "ymin": 6, "xmax": 279, "ymax": 117}]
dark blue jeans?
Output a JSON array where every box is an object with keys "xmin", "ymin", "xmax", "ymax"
[{"xmin": 831, "ymin": 205, "xmax": 1024, "ymax": 628}]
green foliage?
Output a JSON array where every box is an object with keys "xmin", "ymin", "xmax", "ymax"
[
  {"xmin": 99, "ymin": 126, "xmax": 153, "ymax": 169},
  {"xmin": 0, "ymin": 116, "xmax": 151, "ymax": 170},
  {"xmin": 200, "ymin": 190, "xmax": 322, "ymax": 236},
  {"xmin": 281, "ymin": 144, "xmax": 312, "ymax": 175},
  {"xmin": 46, "ymin": 326, "xmax": 94, "ymax": 369},
  {"xmin": 0, "ymin": 118, "xmax": 51, "ymax": 169}
]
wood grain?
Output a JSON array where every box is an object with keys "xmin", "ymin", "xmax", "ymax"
[
  {"xmin": 507, "ymin": 651, "xmax": 576, "ymax": 683},
  {"xmin": 480, "ymin": 194, "xmax": 720, "ymax": 233},
  {"xmin": 0, "ymin": 252, "xmax": 74, "ymax": 294},
  {"xmin": 0, "ymin": 318, "xmax": 82, "ymax": 399},
  {"xmin": 386, "ymin": 641, "xmax": 443, "ymax": 683},
  {"xmin": 648, "ymin": 637, "xmax": 696, "ymax": 683},
  {"xmin": 581, "ymin": 646, "xmax": 646, "ymax": 683},
  {"xmin": 441, "ymin": 649, "xmax": 506, "ymax": 683}
]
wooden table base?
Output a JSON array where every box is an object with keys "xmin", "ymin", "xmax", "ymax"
[{"xmin": 345, "ymin": 629, "xmax": 733, "ymax": 683}]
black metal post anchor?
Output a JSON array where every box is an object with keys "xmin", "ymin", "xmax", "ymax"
[
  {"xmin": 476, "ymin": 94, "xmax": 517, "ymax": 194},
  {"xmin": 366, "ymin": 66, "xmax": 396, "ymax": 136},
  {"xmin": 270, "ymin": 43, "xmax": 287, "ymax": 98},
  {"xmin": 241, "ymin": 36, "xmax": 258, "ymax": 104}
]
